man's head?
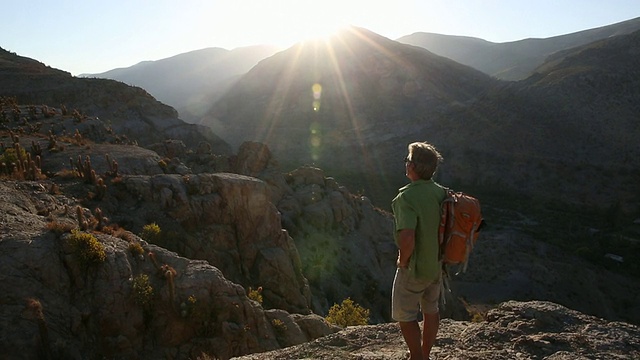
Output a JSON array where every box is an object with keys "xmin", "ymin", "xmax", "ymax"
[{"xmin": 405, "ymin": 142, "xmax": 443, "ymax": 180}]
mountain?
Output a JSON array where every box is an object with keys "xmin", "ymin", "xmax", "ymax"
[
  {"xmin": 0, "ymin": 47, "xmax": 231, "ymax": 153},
  {"xmin": 83, "ymin": 45, "xmax": 282, "ymax": 122},
  {"xmin": 396, "ymin": 16, "xmax": 640, "ymax": 80},
  {"xmin": 202, "ymin": 26, "xmax": 640, "ymax": 219},
  {"xmin": 203, "ymin": 26, "xmax": 497, "ymax": 202},
  {"xmin": 455, "ymin": 29, "xmax": 640, "ymax": 210}
]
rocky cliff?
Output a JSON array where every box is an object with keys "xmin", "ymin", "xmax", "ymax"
[
  {"xmin": 2, "ymin": 98, "xmax": 639, "ymax": 359},
  {"xmin": 0, "ymin": 99, "xmax": 393, "ymax": 358}
]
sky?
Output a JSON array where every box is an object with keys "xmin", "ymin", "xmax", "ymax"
[{"xmin": 2, "ymin": 0, "xmax": 640, "ymax": 76}]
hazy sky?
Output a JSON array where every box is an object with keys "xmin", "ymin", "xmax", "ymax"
[{"xmin": 2, "ymin": 0, "xmax": 639, "ymax": 76}]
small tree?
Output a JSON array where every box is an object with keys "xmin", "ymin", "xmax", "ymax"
[{"xmin": 325, "ymin": 297, "xmax": 370, "ymax": 327}]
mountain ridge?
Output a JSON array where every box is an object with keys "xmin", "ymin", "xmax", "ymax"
[
  {"xmin": 82, "ymin": 18, "xmax": 640, "ymax": 123},
  {"xmin": 397, "ymin": 16, "xmax": 640, "ymax": 80},
  {"xmin": 82, "ymin": 45, "xmax": 282, "ymax": 122},
  {"xmin": 202, "ymin": 26, "xmax": 640, "ymax": 218}
]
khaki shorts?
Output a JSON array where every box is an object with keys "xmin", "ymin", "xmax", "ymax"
[{"xmin": 391, "ymin": 267, "xmax": 442, "ymax": 322}]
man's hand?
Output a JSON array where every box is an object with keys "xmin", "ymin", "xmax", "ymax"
[
  {"xmin": 397, "ymin": 229, "xmax": 416, "ymax": 268},
  {"xmin": 396, "ymin": 253, "xmax": 408, "ymax": 268}
]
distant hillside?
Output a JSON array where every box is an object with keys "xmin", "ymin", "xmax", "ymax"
[
  {"xmin": 0, "ymin": 47, "xmax": 231, "ymax": 153},
  {"xmin": 396, "ymin": 17, "xmax": 640, "ymax": 80},
  {"xmin": 453, "ymin": 29, "xmax": 640, "ymax": 211},
  {"xmin": 203, "ymin": 26, "xmax": 497, "ymax": 201},
  {"xmin": 83, "ymin": 45, "xmax": 282, "ymax": 122},
  {"xmin": 202, "ymin": 26, "xmax": 640, "ymax": 219}
]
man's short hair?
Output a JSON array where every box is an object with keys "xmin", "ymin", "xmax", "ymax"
[{"xmin": 407, "ymin": 142, "xmax": 443, "ymax": 180}]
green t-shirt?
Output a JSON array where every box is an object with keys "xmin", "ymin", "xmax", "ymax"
[{"xmin": 392, "ymin": 179, "xmax": 446, "ymax": 281}]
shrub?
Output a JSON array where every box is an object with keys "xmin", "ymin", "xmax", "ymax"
[
  {"xmin": 68, "ymin": 229, "xmax": 106, "ymax": 266},
  {"xmin": 128, "ymin": 241, "xmax": 144, "ymax": 256},
  {"xmin": 0, "ymin": 146, "xmax": 27, "ymax": 166},
  {"xmin": 132, "ymin": 274, "xmax": 154, "ymax": 308},
  {"xmin": 271, "ymin": 318, "xmax": 287, "ymax": 334},
  {"xmin": 325, "ymin": 297, "xmax": 370, "ymax": 327},
  {"xmin": 140, "ymin": 223, "xmax": 161, "ymax": 242},
  {"xmin": 247, "ymin": 286, "xmax": 263, "ymax": 304}
]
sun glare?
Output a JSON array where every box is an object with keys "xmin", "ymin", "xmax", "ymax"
[{"xmin": 232, "ymin": 0, "xmax": 353, "ymax": 48}]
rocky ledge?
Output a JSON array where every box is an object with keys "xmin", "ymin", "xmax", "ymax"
[{"xmin": 233, "ymin": 300, "xmax": 640, "ymax": 360}]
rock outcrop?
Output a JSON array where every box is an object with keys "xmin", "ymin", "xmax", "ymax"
[
  {"xmin": 0, "ymin": 176, "xmax": 336, "ymax": 359},
  {"xmin": 231, "ymin": 142, "xmax": 398, "ymax": 322},
  {"xmin": 233, "ymin": 300, "xmax": 640, "ymax": 359}
]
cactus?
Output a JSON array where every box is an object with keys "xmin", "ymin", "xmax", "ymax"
[
  {"xmin": 72, "ymin": 109, "xmax": 86, "ymax": 123},
  {"xmin": 161, "ymin": 264, "xmax": 177, "ymax": 311},
  {"xmin": 17, "ymin": 148, "xmax": 25, "ymax": 175},
  {"xmin": 27, "ymin": 105, "xmax": 37, "ymax": 121},
  {"xmin": 47, "ymin": 131, "xmax": 58, "ymax": 150},
  {"xmin": 76, "ymin": 206, "xmax": 88, "ymax": 231},
  {"xmin": 148, "ymin": 251, "xmax": 161, "ymax": 272},
  {"xmin": 73, "ymin": 129, "xmax": 83, "ymax": 145},
  {"xmin": 9, "ymin": 130, "xmax": 19, "ymax": 145},
  {"xmin": 75, "ymin": 155, "xmax": 95, "ymax": 183},
  {"xmin": 94, "ymin": 207, "xmax": 105, "ymax": 230},
  {"xmin": 26, "ymin": 160, "xmax": 38, "ymax": 181},
  {"xmin": 30, "ymin": 140, "xmax": 42, "ymax": 157},
  {"xmin": 94, "ymin": 177, "xmax": 106, "ymax": 200},
  {"xmin": 11, "ymin": 106, "xmax": 21, "ymax": 121},
  {"xmin": 41, "ymin": 105, "xmax": 55, "ymax": 118},
  {"xmin": 105, "ymin": 154, "xmax": 119, "ymax": 177},
  {"xmin": 23, "ymin": 298, "xmax": 51, "ymax": 359}
]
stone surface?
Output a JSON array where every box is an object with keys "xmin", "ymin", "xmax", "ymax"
[
  {"xmin": 233, "ymin": 301, "xmax": 640, "ymax": 360},
  {"xmin": 0, "ymin": 179, "xmax": 334, "ymax": 359}
]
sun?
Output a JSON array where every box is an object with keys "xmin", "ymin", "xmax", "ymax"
[{"xmin": 227, "ymin": 0, "xmax": 355, "ymax": 48}]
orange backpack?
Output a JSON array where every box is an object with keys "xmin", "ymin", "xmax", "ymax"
[{"xmin": 438, "ymin": 189, "xmax": 484, "ymax": 273}]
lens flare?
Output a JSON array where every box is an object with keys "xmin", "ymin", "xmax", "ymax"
[
  {"xmin": 312, "ymin": 83, "xmax": 322, "ymax": 112},
  {"xmin": 312, "ymin": 83, "xmax": 322, "ymax": 99},
  {"xmin": 309, "ymin": 121, "xmax": 322, "ymax": 161}
]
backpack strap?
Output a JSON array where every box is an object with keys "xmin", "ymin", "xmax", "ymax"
[
  {"xmin": 440, "ymin": 264, "xmax": 452, "ymax": 309},
  {"xmin": 438, "ymin": 188, "xmax": 455, "ymax": 261}
]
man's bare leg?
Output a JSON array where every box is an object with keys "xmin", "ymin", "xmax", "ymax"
[
  {"xmin": 422, "ymin": 312, "xmax": 439, "ymax": 358},
  {"xmin": 399, "ymin": 320, "xmax": 423, "ymax": 360}
]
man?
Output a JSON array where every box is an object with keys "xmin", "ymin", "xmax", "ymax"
[{"xmin": 391, "ymin": 141, "xmax": 446, "ymax": 360}]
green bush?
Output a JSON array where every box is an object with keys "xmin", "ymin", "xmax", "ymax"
[
  {"xmin": 0, "ymin": 147, "xmax": 27, "ymax": 166},
  {"xmin": 68, "ymin": 229, "xmax": 106, "ymax": 265},
  {"xmin": 140, "ymin": 223, "xmax": 161, "ymax": 242},
  {"xmin": 271, "ymin": 318, "xmax": 287, "ymax": 334},
  {"xmin": 325, "ymin": 297, "xmax": 370, "ymax": 327},
  {"xmin": 132, "ymin": 274, "xmax": 154, "ymax": 308},
  {"xmin": 247, "ymin": 286, "xmax": 263, "ymax": 304},
  {"xmin": 128, "ymin": 241, "xmax": 144, "ymax": 256}
]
